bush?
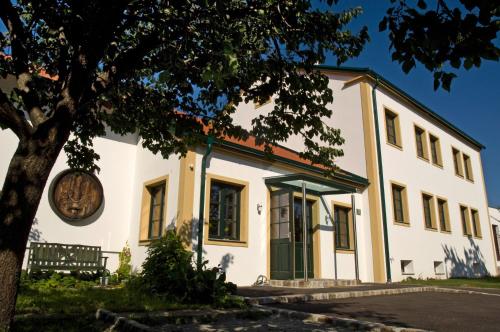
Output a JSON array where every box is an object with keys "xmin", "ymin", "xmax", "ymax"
[
  {"xmin": 21, "ymin": 271, "xmax": 98, "ymax": 290},
  {"xmin": 110, "ymin": 242, "xmax": 132, "ymax": 284},
  {"xmin": 138, "ymin": 230, "xmax": 237, "ymax": 306}
]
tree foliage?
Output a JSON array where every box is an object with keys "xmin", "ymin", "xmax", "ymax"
[
  {"xmin": 380, "ymin": 0, "xmax": 499, "ymax": 91},
  {"xmin": 0, "ymin": 0, "xmax": 369, "ymax": 173}
]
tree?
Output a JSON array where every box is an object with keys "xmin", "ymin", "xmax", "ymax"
[
  {"xmin": 380, "ymin": 0, "xmax": 499, "ymax": 91},
  {"xmin": 0, "ymin": 0, "xmax": 368, "ymax": 328}
]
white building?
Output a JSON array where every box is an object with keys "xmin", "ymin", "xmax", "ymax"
[
  {"xmin": 489, "ymin": 207, "xmax": 500, "ymax": 273},
  {"xmin": 0, "ymin": 66, "xmax": 497, "ymax": 284}
]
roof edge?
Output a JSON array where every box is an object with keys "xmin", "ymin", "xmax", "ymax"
[{"xmin": 314, "ymin": 65, "xmax": 485, "ymax": 150}]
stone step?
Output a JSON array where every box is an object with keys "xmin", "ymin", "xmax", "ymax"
[{"xmin": 269, "ymin": 278, "xmax": 360, "ymax": 288}]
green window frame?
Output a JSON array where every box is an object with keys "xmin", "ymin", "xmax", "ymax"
[
  {"xmin": 385, "ymin": 111, "xmax": 398, "ymax": 146},
  {"xmin": 334, "ymin": 206, "xmax": 350, "ymax": 249},
  {"xmin": 429, "ymin": 135, "xmax": 441, "ymax": 166},
  {"xmin": 208, "ymin": 180, "xmax": 242, "ymax": 241},
  {"xmin": 148, "ymin": 183, "xmax": 166, "ymax": 239},
  {"xmin": 453, "ymin": 148, "xmax": 464, "ymax": 177},
  {"xmin": 460, "ymin": 205, "xmax": 471, "ymax": 236},
  {"xmin": 471, "ymin": 209, "xmax": 481, "ymax": 238},
  {"xmin": 463, "ymin": 154, "xmax": 474, "ymax": 181}
]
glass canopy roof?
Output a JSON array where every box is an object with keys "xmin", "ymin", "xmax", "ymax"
[{"xmin": 264, "ymin": 173, "xmax": 358, "ymax": 196}]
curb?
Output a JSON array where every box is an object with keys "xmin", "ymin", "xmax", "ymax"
[
  {"xmin": 96, "ymin": 309, "xmax": 153, "ymax": 332},
  {"xmin": 243, "ymin": 286, "xmax": 435, "ymax": 305},
  {"xmin": 252, "ymin": 304, "xmax": 429, "ymax": 332}
]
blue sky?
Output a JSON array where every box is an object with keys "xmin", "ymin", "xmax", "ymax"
[{"xmin": 327, "ymin": 1, "xmax": 500, "ymax": 208}]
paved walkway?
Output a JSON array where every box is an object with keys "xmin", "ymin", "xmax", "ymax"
[{"xmin": 267, "ymin": 291, "xmax": 500, "ymax": 332}]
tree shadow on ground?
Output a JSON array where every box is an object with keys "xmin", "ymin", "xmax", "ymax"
[{"xmin": 442, "ymin": 237, "xmax": 489, "ymax": 278}]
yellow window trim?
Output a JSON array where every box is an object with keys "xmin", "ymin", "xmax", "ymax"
[
  {"xmin": 470, "ymin": 208, "xmax": 482, "ymax": 239},
  {"xmin": 421, "ymin": 191, "xmax": 438, "ymax": 231},
  {"xmin": 452, "ymin": 146, "xmax": 465, "ymax": 178},
  {"xmin": 436, "ymin": 196, "xmax": 452, "ymax": 234},
  {"xmin": 383, "ymin": 107, "xmax": 403, "ymax": 149},
  {"xmin": 462, "ymin": 153, "xmax": 474, "ymax": 183},
  {"xmin": 414, "ymin": 123, "xmax": 430, "ymax": 162},
  {"xmin": 428, "ymin": 132, "xmax": 443, "ymax": 168},
  {"xmin": 459, "ymin": 204, "xmax": 473, "ymax": 237},
  {"xmin": 204, "ymin": 173, "xmax": 249, "ymax": 248},
  {"xmin": 390, "ymin": 180, "xmax": 410, "ymax": 226},
  {"xmin": 332, "ymin": 200, "xmax": 355, "ymax": 251},
  {"xmin": 138, "ymin": 175, "xmax": 169, "ymax": 245}
]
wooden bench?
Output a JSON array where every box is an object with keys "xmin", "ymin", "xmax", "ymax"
[{"xmin": 27, "ymin": 242, "xmax": 109, "ymax": 276}]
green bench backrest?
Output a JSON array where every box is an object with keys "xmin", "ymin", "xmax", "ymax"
[{"xmin": 29, "ymin": 242, "xmax": 104, "ymax": 271}]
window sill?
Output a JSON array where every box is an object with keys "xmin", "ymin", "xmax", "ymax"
[
  {"xmin": 336, "ymin": 249, "xmax": 355, "ymax": 254},
  {"xmin": 474, "ymin": 235, "xmax": 483, "ymax": 240},
  {"xmin": 432, "ymin": 162, "xmax": 443, "ymax": 169},
  {"xmin": 455, "ymin": 173, "xmax": 465, "ymax": 179},
  {"xmin": 386, "ymin": 142, "xmax": 403, "ymax": 151},
  {"xmin": 424, "ymin": 227, "xmax": 438, "ymax": 232},
  {"xmin": 417, "ymin": 155, "xmax": 430, "ymax": 163},
  {"xmin": 206, "ymin": 238, "xmax": 248, "ymax": 247},
  {"xmin": 402, "ymin": 272, "xmax": 415, "ymax": 275},
  {"xmin": 466, "ymin": 178, "xmax": 475, "ymax": 183},
  {"xmin": 440, "ymin": 230, "xmax": 452, "ymax": 234},
  {"xmin": 394, "ymin": 221, "xmax": 411, "ymax": 227}
]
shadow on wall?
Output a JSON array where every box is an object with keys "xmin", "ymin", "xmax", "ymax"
[
  {"xmin": 442, "ymin": 237, "xmax": 489, "ymax": 278},
  {"xmin": 174, "ymin": 217, "xmax": 235, "ymax": 273},
  {"xmin": 28, "ymin": 217, "xmax": 43, "ymax": 242}
]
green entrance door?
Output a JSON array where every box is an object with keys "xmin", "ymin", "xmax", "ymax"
[
  {"xmin": 270, "ymin": 191, "xmax": 292, "ymax": 280},
  {"xmin": 293, "ymin": 198, "xmax": 314, "ymax": 279},
  {"xmin": 270, "ymin": 190, "xmax": 314, "ymax": 280}
]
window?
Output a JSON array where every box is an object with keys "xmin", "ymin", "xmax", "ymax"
[
  {"xmin": 460, "ymin": 205, "xmax": 472, "ymax": 236},
  {"xmin": 453, "ymin": 148, "xmax": 464, "ymax": 177},
  {"xmin": 422, "ymin": 193, "xmax": 436, "ymax": 230},
  {"xmin": 391, "ymin": 183, "xmax": 409, "ymax": 224},
  {"xmin": 334, "ymin": 205, "xmax": 352, "ymax": 250},
  {"xmin": 463, "ymin": 154, "xmax": 474, "ymax": 181},
  {"xmin": 437, "ymin": 198, "xmax": 451, "ymax": 232},
  {"xmin": 470, "ymin": 209, "xmax": 482, "ymax": 238},
  {"xmin": 139, "ymin": 175, "xmax": 169, "ymax": 243},
  {"xmin": 205, "ymin": 174, "xmax": 249, "ymax": 246},
  {"xmin": 208, "ymin": 181, "xmax": 242, "ymax": 241},
  {"xmin": 429, "ymin": 134, "xmax": 442, "ymax": 166},
  {"xmin": 414, "ymin": 126, "xmax": 429, "ymax": 160},
  {"xmin": 385, "ymin": 109, "xmax": 401, "ymax": 147},
  {"xmin": 434, "ymin": 261, "xmax": 445, "ymax": 275},
  {"xmin": 401, "ymin": 260, "xmax": 414, "ymax": 275},
  {"xmin": 148, "ymin": 183, "xmax": 166, "ymax": 239},
  {"xmin": 492, "ymin": 225, "xmax": 500, "ymax": 261},
  {"xmin": 271, "ymin": 192, "xmax": 290, "ymax": 240}
]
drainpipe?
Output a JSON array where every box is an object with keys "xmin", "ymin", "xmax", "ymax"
[
  {"xmin": 371, "ymin": 77, "xmax": 392, "ymax": 283},
  {"xmin": 196, "ymin": 135, "xmax": 214, "ymax": 269}
]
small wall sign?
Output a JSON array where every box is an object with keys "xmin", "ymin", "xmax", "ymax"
[{"xmin": 51, "ymin": 169, "xmax": 104, "ymax": 221}]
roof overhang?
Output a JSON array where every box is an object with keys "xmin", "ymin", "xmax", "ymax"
[{"xmin": 264, "ymin": 173, "xmax": 358, "ymax": 196}]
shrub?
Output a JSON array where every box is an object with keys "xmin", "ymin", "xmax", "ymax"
[
  {"xmin": 138, "ymin": 230, "xmax": 237, "ymax": 305},
  {"xmin": 110, "ymin": 242, "xmax": 132, "ymax": 284},
  {"xmin": 21, "ymin": 272, "xmax": 98, "ymax": 290}
]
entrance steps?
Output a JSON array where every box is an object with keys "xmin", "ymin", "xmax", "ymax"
[{"xmin": 269, "ymin": 278, "xmax": 360, "ymax": 288}]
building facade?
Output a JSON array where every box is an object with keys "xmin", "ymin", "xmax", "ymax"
[{"xmin": 0, "ymin": 67, "xmax": 496, "ymax": 284}]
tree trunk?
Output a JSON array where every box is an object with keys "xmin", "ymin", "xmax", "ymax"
[{"xmin": 0, "ymin": 129, "xmax": 69, "ymax": 331}]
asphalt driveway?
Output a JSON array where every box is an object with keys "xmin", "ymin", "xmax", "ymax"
[{"xmin": 268, "ymin": 292, "xmax": 500, "ymax": 332}]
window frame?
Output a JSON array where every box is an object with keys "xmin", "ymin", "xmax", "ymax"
[
  {"xmin": 208, "ymin": 180, "xmax": 242, "ymax": 241},
  {"xmin": 436, "ymin": 197, "xmax": 451, "ymax": 233},
  {"xmin": 470, "ymin": 208, "xmax": 482, "ymax": 238},
  {"xmin": 452, "ymin": 147, "xmax": 464, "ymax": 178},
  {"xmin": 139, "ymin": 175, "xmax": 169, "ymax": 244},
  {"xmin": 463, "ymin": 153, "xmax": 474, "ymax": 182},
  {"xmin": 384, "ymin": 108, "xmax": 402, "ymax": 149},
  {"xmin": 390, "ymin": 181, "xmax": 410, "ymax": 226},
  {"xmin": 414, "ymin": 124, "xmax": 430, "ymax": 161},
  {"xmin": 421, "ymin": 192, "xmax": 437, "ymax": 231},
  {"xmin": 460, "ymin": 204, "xmax": 472, "ymax": 236},
  {"xmin": 332, "ymin": 201, "xmax": 354, "ymax": 251},
  {"xmin": 204, "ymin": 173, "xmax": 249, "ymax": 247},
  {"xmin": 428, "ymin": 133, "xmax": 443, "ymax": 167}
]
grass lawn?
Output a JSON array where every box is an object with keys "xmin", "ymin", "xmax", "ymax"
[
  {"xmin": 13, "ymin": 285, "xmax": 211, "ymax": 331},
  {"xmin": 402, "ymin": 276, "xmax": 500, "ymax": 289}
]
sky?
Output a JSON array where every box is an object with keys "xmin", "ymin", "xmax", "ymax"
[{"xmin": 326, "ymin": 1, "xmax": 500, "ymax": 208}]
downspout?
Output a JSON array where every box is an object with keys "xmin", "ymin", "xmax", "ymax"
[
  {"xmin": 196, "ymin": 135, "xmax": 214, "ymax": 269},
  {"xmin": 371, "ymin": 77, "xmax": 392, "ymax": 282}
]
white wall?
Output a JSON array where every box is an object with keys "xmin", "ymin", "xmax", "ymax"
[
  {"xmin": 374, "ymin": 85, "xmax": 496, "ymax": 281},
  {"xmin": 0, "ymin": 128, "xmax": 138, "ymax": 272},
  {"xmin": 127, "ymin": 141, "xmax": 181, "ymax": 271}
]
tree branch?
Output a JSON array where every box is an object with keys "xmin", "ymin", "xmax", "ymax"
[
  {"xmin": 0, "ymin": 0, "xmax": 29, "ymax": 74},
  {"xmin": 0, "ymin": 89, "xmax": 32, "ymax": 139}
]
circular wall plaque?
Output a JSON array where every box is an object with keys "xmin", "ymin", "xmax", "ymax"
[{"xmin": 51, "ymin": 169, "xmax": 104, "ymax": 220}]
